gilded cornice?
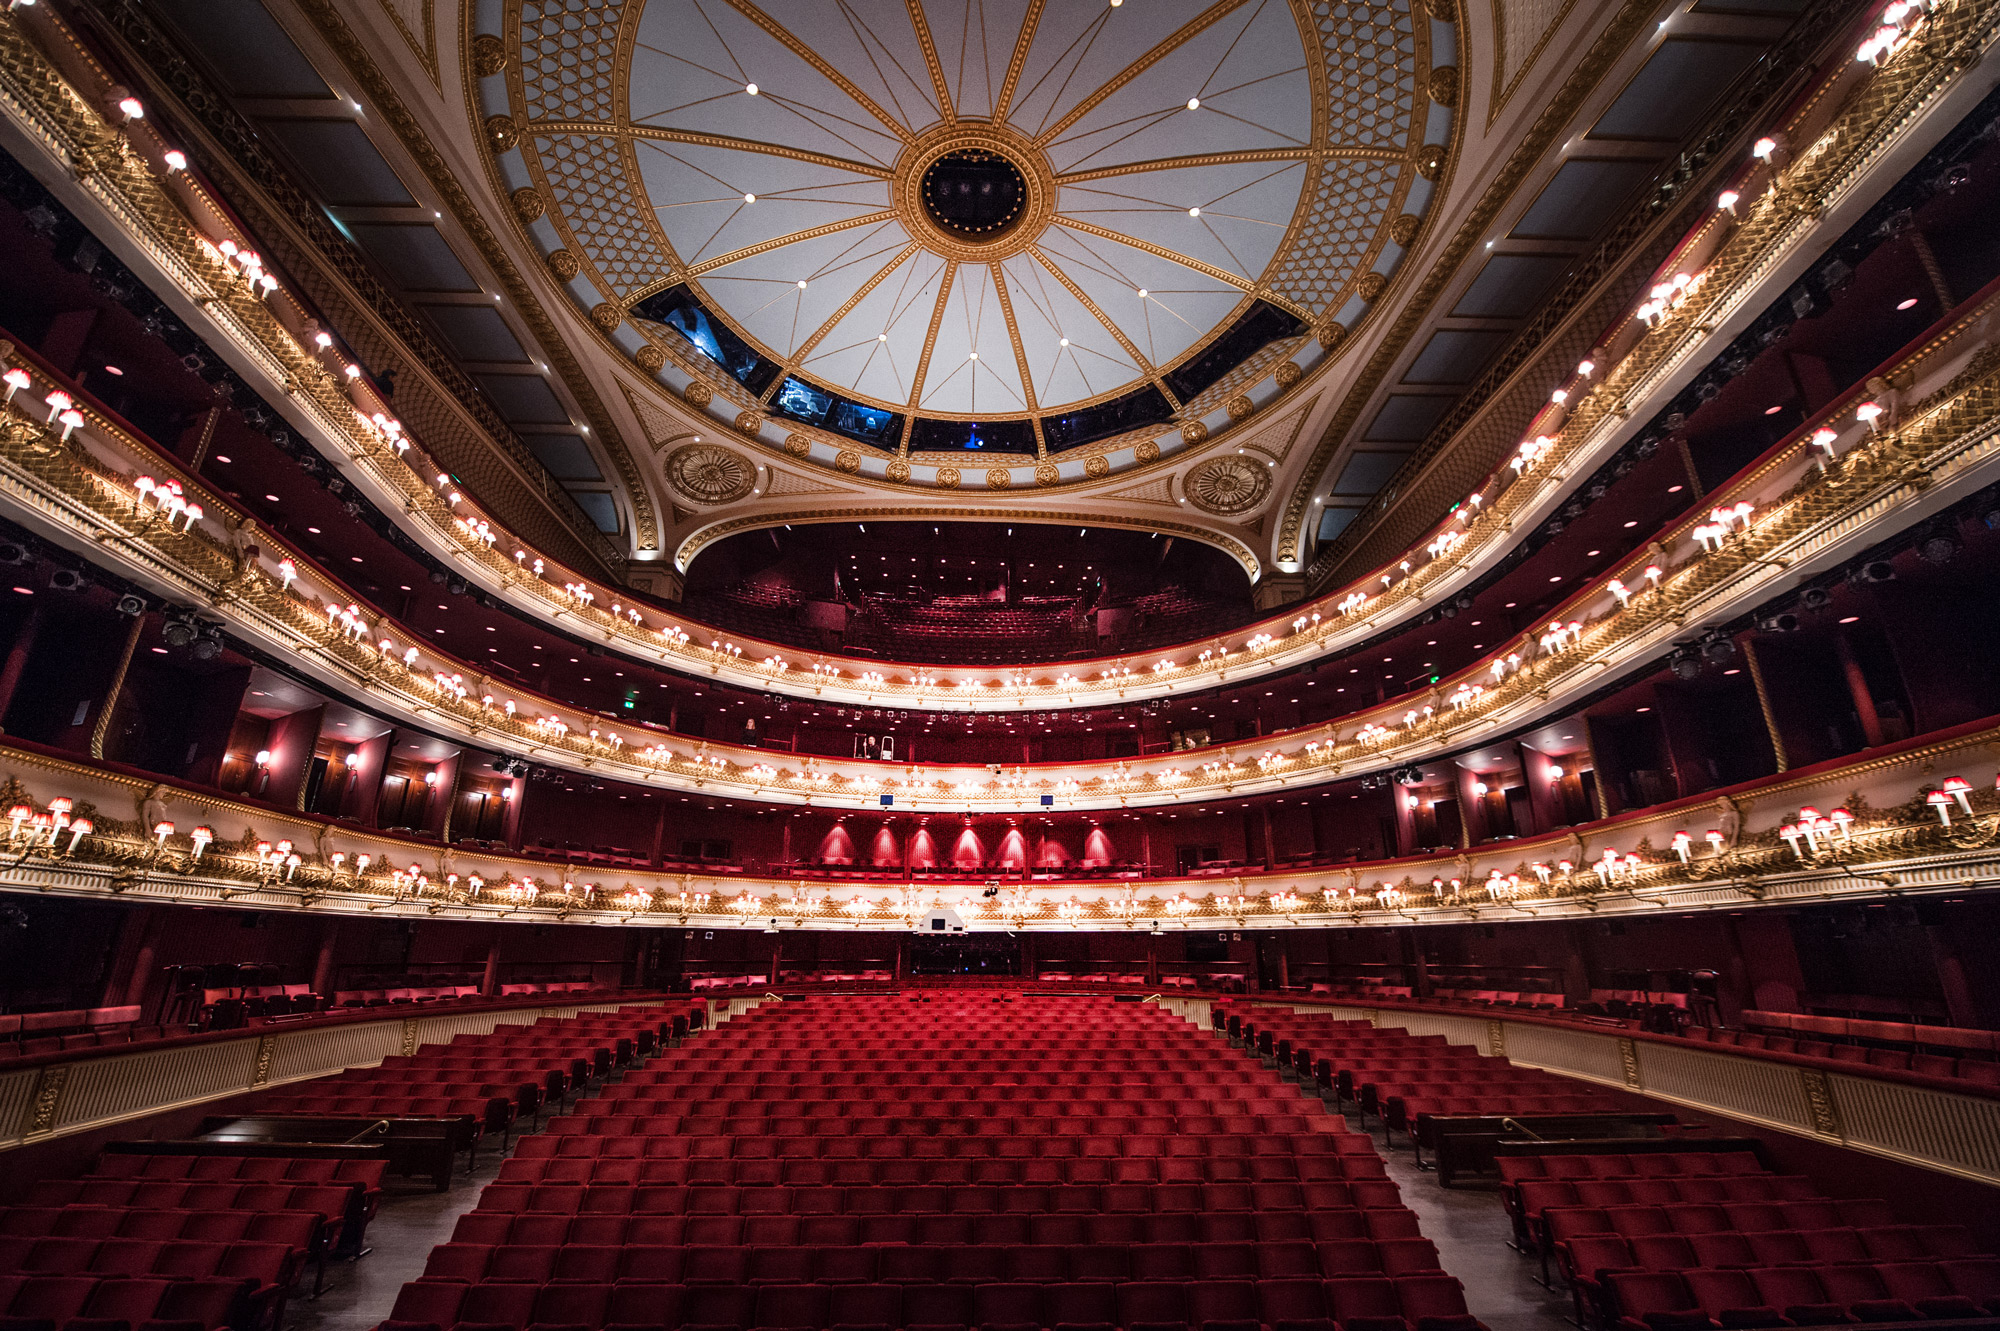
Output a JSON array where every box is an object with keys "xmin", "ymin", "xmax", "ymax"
[
  {"xmin": 1281, "ymin": 0, "xmax": 1869, "ymax": 575},
  {"xmin": 4, "ymin": 713, "xmax": 2000, "ymax": 931},
  {"xmin": 74, "ymin": 0, "xmax": 631, "ymax": 575},
  {"xmin": 286, "ymin": 0, "xmax": 663, "ymax": 553},
  {"xmin": 0, "ymin": 0, "xmax": 1994, "ymax": 758},
  {"xmin": 1298, "ymin": 0, "xmax": 2000, "ymax": 591},
  {"xmin": 0, "ymin": 263, "xmax": 1991, "ymax": 816}
]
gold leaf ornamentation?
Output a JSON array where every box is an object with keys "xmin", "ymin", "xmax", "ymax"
[
  {"xmin": 1186, "ymin": 455, "xmax": 1273, "ymax": 516},
  {"xmin": 471, "ymin": 34, "xmax": 510, "ymax": 77},
  {"xmin": 664, "ymin": 444, "xmax": 755, "ymax": 504}
]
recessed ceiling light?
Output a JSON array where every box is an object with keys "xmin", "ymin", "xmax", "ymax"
[
  {"xmin": 104, "ymin": 365, "xmax": 124, "ymax": 376},
  {"xmin": 214, "ymin": 456, "xmax": 230, "ymax": 463},
  {"xmin": 1188, "ymin": 206, "xmax": 1201, "ymax": 217},
  {"xmin": 745, "ymin": 82, "xmax": 759, "ymax": 95},
  {"xmin": 1186, "ymin": 97, "xmax": 1199, "ymax": 110},
  {"xmin": 1897, "ymin": 297, "xmax": 1918, "ymax": 310},
  {"xmin": 1764, "ymin": 404, "xmax": 1783, "ymax": 415},
  {"xmin": 1839, "ymin": 615, "xmax": 1859, "ymax": 623},
  {"xmin": 264, "ymin": 494, "xmax": 280, "ymax": 502},
  {"xmin": 1668, "ymin": 484, "xmax": 1683, "ymax": 493}
]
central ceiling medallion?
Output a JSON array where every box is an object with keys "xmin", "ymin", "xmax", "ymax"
[
  {"xmin": 896, "ymin": 125, "xmax": 1054, "ymax": 263},
  {"xmin": 921, "ymin": 149, "xmax": 1026, "ymax": 240}
]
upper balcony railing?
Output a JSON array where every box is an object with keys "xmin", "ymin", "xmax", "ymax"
[
  {"xmin": 0, "ymin": 0, "xmax": 1985, "ymax": 718},
  {"xmin": 3, "ymin": 704, "xmax": 1999, "ymax": 934}
]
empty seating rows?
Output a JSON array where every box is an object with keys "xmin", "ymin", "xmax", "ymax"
[
  {"xmin": 1602, "ymin": 1260, "xmax": 2000, "ymax": 1329},
  {"xmin": 0, "ymin": 1237, "xmax": 297, "ymax": 1330},
  {"xmin": 519, "ymin": 1130, "xmax": 1374, "ymax": 1158},
  {"xmin": 248, "ymin": 1009, "xmax": 679, "ymax": 1153},
  {"xmin": 78, "ymin": 1157, "xmax": 383, "ymax": 1227},
  {"xmin": 469, "ymin": 1181, "xmax": 1408, "ymax": 1217},
  {"xmin": 0, "ymin": 1210, "xmax": 320, "ymax": 1256},
  {"xmin": 491, "ymin": 1156, "xmax": 1387, "ymax": 1187},
  {"xmin": 385, "ymin": 1274, "xmax": 1479, "ymax": 1331},
  {"xmin": 445, "ymin": 1210, "xmax": 1429, "ymax": 1249},
  {"xmin": 419, "ymin": 1239, "xmax": 1447, "ymax": 1285},
  {"xmin": 1212, "ymin": 1011, "xmax": 1628, "ymax": 1145},
  {"xmin": 0, "ymin": 1272, "xmax": 267, "ymax": 1331},
  {"xmin": 378, "ymin": 994, "xmax": 1481, "ymax": 1331},
  {"xmin": 25, "ymin": 1183, "xmax": 362, "ymax": 1250}
]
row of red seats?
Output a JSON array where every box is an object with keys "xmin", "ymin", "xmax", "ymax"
[
  {"xmin": 0, "ymin": 1273, "xmax": 259, "ymax": 1331},
  {"xmin": 25, "ymin": 1184, "xmax": 361, "ymax": 1251},
  {"xmin": 1603, "ymin": 1260, "xmax": 2000, "ymax": 1329},
  {"xmin": 1515, "ymin": 1177, "xmax": 1823, "ymax": 1230},
  {"xmin": 516, "ymin": 1133, "xmax": 1374, "ymax": 1160},
  {"xmin": 0, "ymin": 1238, "xmax": 298, "ymax": 1286},
  {"xmin": 415, "ymin": 1238, "xmax": 1447, "ymax": 1285},
  {"xmin": 0, "ymin": 1240, "xmax": 294, "ymax": 1331},
  {"xmin": 490, "ymin": 1157, "xmax": 1387, "ymax": 1188},
  {"xmin": 1544, "ymin": 1204, "xmax": 1913, "ymax": 1247},
  {"xmin": 619, "ymin": 1069, "xmax": 1266, "ymax": 1085},
  {"xmin": 0, "ymin": 1209, "xmax": 321, "ymax": 1253},
  {"xmin": 1558, "ymin": 1225, "xmax": 1981, "ymax": 1286},
  {"xmin": 445, "ymin": 1209, "xmax": 1430, "ymax": 1250},
  {"xmin": 383, "ymin": 1273, "xmax": 1478, "ymax": 1331},
  {"xmin": 470, "ymin": 1182, "xmax": 1406, "ymax": 1217},
  {"xmin": 80, "ymin": 1156, "xmax": 384, "ymax": 1228},
  {"xmin": 599, "ymin": 1089, "xmax": 1316, "ymax": 1110},
  {"xmin": 1497, "ymin": 1154, "xmax": 1767, "ymax": 1183},
  {"xmin": 542, "ymin": 1116, "xmax": 1333, "ymax": 1137}
]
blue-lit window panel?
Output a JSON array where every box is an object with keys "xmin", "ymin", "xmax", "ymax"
[
  {"xmin": 631, "ymin": 285, "xmax": 781, "ymax": 395},
  {"xmin": 773, "ymin": 376, "xmax": 834, "ymax": 423},
  {"xmin": 1164, "ymin": 301, "xmax": 1306, "ymax": 403},
  {"xmin": 907, "ymin": 418, "xmax": 1036, "ymax": 453},
  {"xmin": 770, "ymin": 377, "xmax": 904, "ymax": 449},
  {"xmin": 1041, "ymin": 384, "xmax": 1174, "ymax": 452},
  {"xmin": 830, "ymin": 400, "xmax": 902, "ymax": 447}
]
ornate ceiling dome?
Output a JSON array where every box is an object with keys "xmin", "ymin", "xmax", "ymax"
[{"xmin": 507, "ymin": 0, "xmax": 1437, "ymax": 463}]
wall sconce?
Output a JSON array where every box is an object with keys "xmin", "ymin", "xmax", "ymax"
[
  {"xmin": 1471, "ymin": 782, "xmax": 1489, "ymax": 796},
  {"xmin": 1548, "ymin": 766, "xmax": 1564, "ymax": 781},
  {"xmin": 423, "ymin": 771, "xmax": 440, "ymax": 787},
  {"xmin": 254, "ymin": 749, "xmax": 271, "ymax": 794}
]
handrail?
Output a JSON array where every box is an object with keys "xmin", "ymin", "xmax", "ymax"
[{"xmin": 0, "ymin": 0, "xmax": 1986, "ymax": 716}]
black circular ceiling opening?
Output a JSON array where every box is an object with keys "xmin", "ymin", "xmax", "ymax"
[{"xmin": 920, "ymin": 148, "xmax": 1028, "ymax": 242}]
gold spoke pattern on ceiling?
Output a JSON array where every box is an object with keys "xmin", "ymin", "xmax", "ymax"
[{"xmin": 522, "ymin": 0, "xmax": 1429, "ymax": 430}]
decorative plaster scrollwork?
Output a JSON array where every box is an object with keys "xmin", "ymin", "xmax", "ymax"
[
  {"xmin": 665, "ymin": 445, "xmax": 756, "ymax": 505},
  {"xmin": 1186, "ymin": 456, "xmax": 1274, "ymax": 516}
]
